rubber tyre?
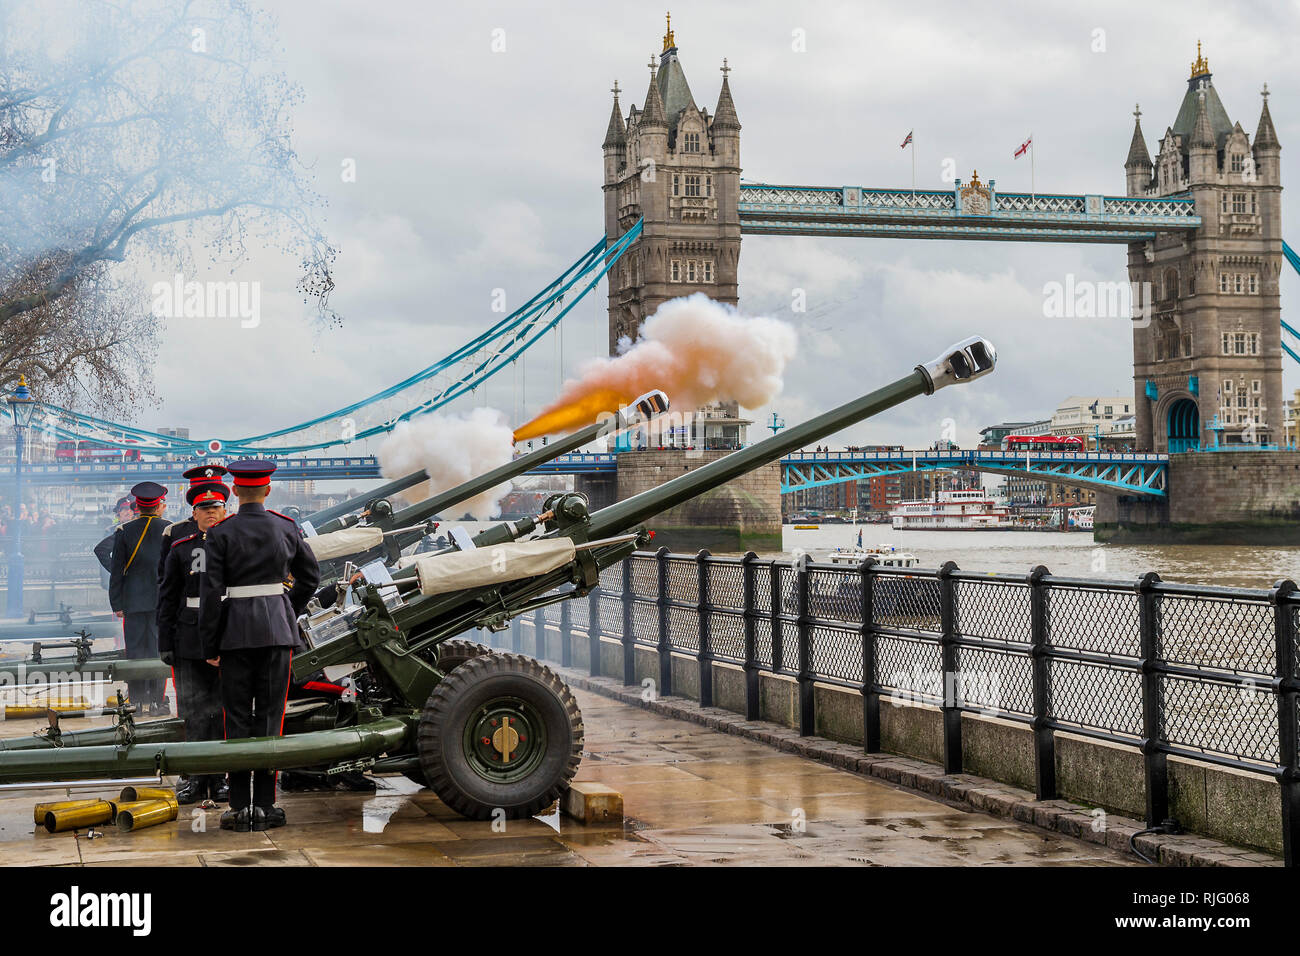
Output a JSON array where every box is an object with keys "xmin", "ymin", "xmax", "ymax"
[
  {"xmin": 435, "ymin": 639, "xmax": 493, "ymax": 673},
  {"xmin": 404, "ymin": 641, "xmax": 495, "ymax": 788},
  {"xmin": 417, "ymin": 653, "xmax": 583, "ymax": 819}
]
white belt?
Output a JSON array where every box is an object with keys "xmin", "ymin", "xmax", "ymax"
[
  {"xmin": 186, "ymin": 597, "xmax": 200, "ymax": 608},
  {"xmin": 222, "ymin": 584, "xmax": 285, "ymax": 600}
]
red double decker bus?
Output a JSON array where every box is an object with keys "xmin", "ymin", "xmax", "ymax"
[
  {"xmin": 55, "ymin": 440, "xmax": 143, "ymax": 463},
  {"xmin": 1002, "ymin": 434, "xmax": 1085, "ymax": 452}
]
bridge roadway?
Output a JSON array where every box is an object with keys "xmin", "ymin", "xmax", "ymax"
[
  {"xmin": 2, "ymin": 448, "xmax": 1170, "ymax": 497},
  {"xmin": 0, "ymin": 688, "xmax": 1136, "ymax": 867}
]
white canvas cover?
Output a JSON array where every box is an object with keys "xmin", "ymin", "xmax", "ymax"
[
  {"xmin": 415, "ymin": 539, "xmax": 577, "ymax": 597},
  {"xmin": 303, "ymin": 526, "xmax": 385, "ymax": 561}
]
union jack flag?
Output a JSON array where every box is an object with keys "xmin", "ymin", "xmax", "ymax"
[{"xmin": 900, "ymin": 130, "xmax": 913, "ymax": 149}]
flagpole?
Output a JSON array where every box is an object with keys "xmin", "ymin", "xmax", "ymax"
[
  {"xmin": 911, "ymin": 136, "xmax": 916, "ymax": 196},
  {"xmin": 1030, "ymin": 131, "xmax": 1035, "ymax": 201}
]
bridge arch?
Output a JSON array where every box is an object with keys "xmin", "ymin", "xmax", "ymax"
[{"xmin": 1165, "ymin": 396, "xmax": 1200, "ymax": 453}]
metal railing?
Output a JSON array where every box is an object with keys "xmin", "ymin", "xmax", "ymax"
[{"xmin": 511, "ymin": 549, "xmax": 1300, "ymax": 865}]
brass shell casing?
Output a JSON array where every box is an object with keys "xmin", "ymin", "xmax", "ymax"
[
  {"xmin": 115, "ymin": 800, "xmax": 178, "ymax": 832},
  {"xmin": 42, "ymin": 800, "xmax": 113, "ymax": 833},
  {"xmin": 118, "ymin": 786, "xmax": 178, "ymax": 807}
]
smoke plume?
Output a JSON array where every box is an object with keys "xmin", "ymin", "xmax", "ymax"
[
  {"xmin": 377, "ymin": 408, "xmax": 515, "ymax": 520},
  {"xmin": 515, "ymin": 293, "xmax": 798, "ymax": 440}
]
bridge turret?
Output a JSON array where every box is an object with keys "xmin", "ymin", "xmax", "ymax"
[
  {"xmin": 1253, "ymin": 86, "xmax": 1281, "ymax": 186},
  {"xmin": 1188, "ymin": 91, "xmax": 1218, "ymax": 184},
  {"xmin": 1124, "ymin": 105, "xmax": 1152, "ymax": 197}
]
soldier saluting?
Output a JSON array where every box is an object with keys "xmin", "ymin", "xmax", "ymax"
[
  {"xmin": 108, "ymin": 481, "xmax": 169, "ymax": 716},
  {"xmin": 158, "ymin": 480, "xmax": 232, "ymax": 806},
  {"xmin": 198, "ymin": 460, "xmax": 319, "ymax": 833}
]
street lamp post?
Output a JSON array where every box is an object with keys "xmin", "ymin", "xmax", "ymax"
[{"xmin": 5, "ymin": 375, "xmax": 38, "ymax": 619}]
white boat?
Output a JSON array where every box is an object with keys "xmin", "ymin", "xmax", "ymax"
[
  {"xmin": 826, "ymin": 544, "xmax": 919, "ymax": 568},
  {"xmin": 1068, "ymin": 506, "xmax": 1095, "ymax": 530},
  {"xmin": 891, "ymin": 489, "xmax": 1011, "ymax": 531}
]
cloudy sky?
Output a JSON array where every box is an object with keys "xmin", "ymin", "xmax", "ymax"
[{"xmin": 141, "ymin": 0, "xmax": 1300, "ymax": 454}]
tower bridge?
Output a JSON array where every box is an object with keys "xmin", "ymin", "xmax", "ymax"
[{"xmin": 595, "ymin": 20, "xmax": 1291, "ymax": 545}]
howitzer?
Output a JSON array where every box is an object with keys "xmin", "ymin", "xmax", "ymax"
[
  {"xmin": 0, "ymin": 338, "xmax": 995, "ymax": 820},
  {"xmin": 301, "ymin": 390, "xmax": 671, "ymax": 574}
]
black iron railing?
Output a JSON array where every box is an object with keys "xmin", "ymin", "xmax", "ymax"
[{"xmin": 509, "ymin": 548, "xmax": 1300, "ymax": 865}]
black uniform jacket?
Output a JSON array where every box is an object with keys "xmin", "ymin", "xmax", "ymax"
[
  {"xmin": 108, "ymin": 515, "xmax": 165, "ymax": 614},
  {"xmin": 158, "ymin": 517, "xmax": 198, "ymax": 584},
  {"xmin": 198, "ymin": 503, "xmax": 320, "ymax": 658},
  {"xmin": 157, "ymin": 531, "xmax": 208, "ymax": 660}
]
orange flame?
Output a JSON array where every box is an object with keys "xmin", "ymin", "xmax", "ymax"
[{"xmin": 512, "ymin": 387, "xmax": 634, "ymax": 442}]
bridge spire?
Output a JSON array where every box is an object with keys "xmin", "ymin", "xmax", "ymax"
[
  {"xmin": 603, "ymin": 80, "xmax": 626, "ymax": 149},
  {"xmin": 714, "ymin": 58, "xmax": 740, "ymax": 130},
  {"xmin": 640, "ymin": 54, "xmax": 667, "ymax": 127},
  {"xmin": 1125, "ymin": 102, "xmax": 1151, "ymax": 171},
  {"xmin": 1255, "ymin": 82, "xmax": 1281, "ymax": 150}
]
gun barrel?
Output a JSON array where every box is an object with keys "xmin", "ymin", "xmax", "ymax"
[
  {"xmin": 304, "ymin": 469, "xmax": 430, "ymax": 529},
  {"xmin": 581, "ymin": 337, "xmax": 996, "ymax": 541}
]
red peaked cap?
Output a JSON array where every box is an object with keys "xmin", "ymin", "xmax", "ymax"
[
  {"xmin": 228, "ymin": 459, "xmax": 277, "ymax": 488},
  {"xmin": 130, "ymin": 481, "xmax": 167, "ymax": 508},
  {"xmin": 187, "ymin": 482, "xmax": 231, "ymax": 507},
  {"xmin": 182, "ymin": 463, "xmax": 229, "ymax": 488}
]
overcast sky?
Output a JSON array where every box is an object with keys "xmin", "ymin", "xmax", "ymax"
[{"xmin": 141, "ymin": 0, "xmax": 1300, "ymax": 454}]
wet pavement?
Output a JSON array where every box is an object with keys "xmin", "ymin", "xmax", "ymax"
[{"xmin": 0, "ymin": 688, "xmax": 1139, "ymax": 866}]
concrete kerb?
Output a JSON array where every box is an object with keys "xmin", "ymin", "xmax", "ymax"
[{"xmin": 555, "ymin": 667, "xmax": 1284, "ymax": 868}]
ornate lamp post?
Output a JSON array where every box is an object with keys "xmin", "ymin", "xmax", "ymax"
[{"xmin": 5, "ymin": 375, "xmax": 38, "ymax": 618}]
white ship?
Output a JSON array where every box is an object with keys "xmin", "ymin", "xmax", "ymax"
[{"xmin": 891, "ymin": 489, "xmax": 1011, "ymax": 531}]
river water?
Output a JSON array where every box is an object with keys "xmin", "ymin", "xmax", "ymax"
[{"xmin": 779, "ymin": 524, "xmax": 1300, "ymax": 589}]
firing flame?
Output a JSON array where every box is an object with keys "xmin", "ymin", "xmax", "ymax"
[{"xmin": 513, "ymin": 294, "xmax": 797, "ymax": 442}]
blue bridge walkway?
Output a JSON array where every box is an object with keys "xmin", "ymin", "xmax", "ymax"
[{"xmin": 4, "ymin": 449, "xmax": 1169, "ymax": 497}]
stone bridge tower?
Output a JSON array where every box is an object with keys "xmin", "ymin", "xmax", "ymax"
[
  {"xmin": 1125, "ymin": 43, "xmax": 1283, "ymax": 452},
  {"xmin": 602, "ymin": 16, "xmax": 742, "ymax": 353}
]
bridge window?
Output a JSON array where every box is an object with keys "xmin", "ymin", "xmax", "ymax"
[
  {"xmin": 682, "ymin": 131, "xmax": 700, "ymax": 153},
  {"xmin": 1232, "ymin": 193, "xmax": 1248, "ymax": 214},
  {"xmin": 703, "ymin": 259, "xmax": 714, "ymax": 282},
  {"xmin": 1219, "ymin": 273, "xmax": 1230, "ymax": 293},
  {"xmin": 672, "ymin": 174, "xmax": 680, "ymax": 196},
  {"xmin": 684, "ymin": 175, "xmax": 701, "ymax": 197},
  {"xmin": 1231, "ymin": 154, "xmax": 1244, "ymax": 172},
  {"xmin": 1248, "ymin": 273, "xmax": 1258, "ymax": 293},
  {"xmin": 1221, "ymin": 195, "xmax": 1229, "ymax": 214},
  {"xmin": 1182, "ymin": 332, "xmax": 1192, "ymax": 357},
  {"xmin": 1253, "ymin": 379, "xmax": 1262, "ymax": 393},
  {"xmin": 1224, "ymin": 378, "xmax": 1234, "ymax": 393},
  {"xmin": 670, "ymin": 259, "xmax": 681, "ymax": 282},
  {"xmin": 706, "ymin": 175, "xmax": 713, "ymax": 197}
]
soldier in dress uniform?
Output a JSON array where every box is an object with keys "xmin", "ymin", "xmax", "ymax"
[
  {"xmin": 198, "ymin": 460, "xmax": 320, "ymax": 832},
  {"xmin": 108, "ymin": 482, "xmax": 169, "ymax": 715},
  {"xmin": 157, "ymin": 463, "xmax": 229, "ymax": 582},
  {"xmin": 158, "ymin": 481, "xmax": 231, "ymax": 805}
]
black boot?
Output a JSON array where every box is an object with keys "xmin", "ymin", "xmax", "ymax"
[
  {"xmin": 176, "ymin": 778, "xmax": 205, "ymax": 805},
  {"xmin": 220, "ymin": 807, "xmax": 253, "ymax": 832},
  {"xmin": 209, "ymin": 776, "xmax": 229, "ymax": 803},
  {"xmin": 253, "ymin": 806, "xmax": 285, "ymax": 831}
]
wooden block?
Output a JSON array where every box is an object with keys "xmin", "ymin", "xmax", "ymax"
[{"xmin": 561, "ymin": 782, "xmax": 623, "ymax": 825}]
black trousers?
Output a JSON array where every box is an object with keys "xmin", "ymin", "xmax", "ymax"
[
  {"xmin": 123, "ymin": 612, "xmax": 164, "ymax": 707},
  {"xmin": 176, "ymin": 657, "xmax": 223, "ymax": 792},
  {"xmin": 220, "ymin": 647, "xmax": 292, "ymax": 810}
]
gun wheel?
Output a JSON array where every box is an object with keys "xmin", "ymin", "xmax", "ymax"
[
  {"xmin": 434, "ymin": 639, "xmax": 493, "ymax": 673},
  {"xmin": 416, "ymin": 653, "xmax": 583, "ymax": 819}
]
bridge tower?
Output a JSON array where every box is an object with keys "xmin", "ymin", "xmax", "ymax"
[
  {"xmin": 1125, "ymin": 43, "xmax": 1283, "ymax": 452},
  {"xmin": 602, "ymin": 15, "xmax": 742, "ymax": 352}
]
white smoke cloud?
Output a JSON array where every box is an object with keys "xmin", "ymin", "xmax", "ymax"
[{"xmin": 376, "ymin": 407, "xmax": 515, "ymax": 520}]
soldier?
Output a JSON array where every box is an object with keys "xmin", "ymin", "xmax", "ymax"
[
  {"xmin": 108, "ymin": 482, "xmax": 169, "ymax": 715},
  {"xmin": 158, "ymin": 464, "xmax": 229, "ymax": 582},
  {"xmin": 94, "ymin": 496, "xmax": 136, "ymax": 593},
  {"xmin": 158, "ymin": 481, "xmax": 231, "ymax": 805},
  {"xmin": 199, "ymin": 460, "xmax": 319, "ymax": 833}
]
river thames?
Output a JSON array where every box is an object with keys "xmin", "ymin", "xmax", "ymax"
[{"xmin": 778, "ymin": 524, "xmax": 1300, "ymax": 589}]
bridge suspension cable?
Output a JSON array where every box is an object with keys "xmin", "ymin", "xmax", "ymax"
[{"xmin": 4, "ymin": 221, "xmax": 643, "ymax": 458}]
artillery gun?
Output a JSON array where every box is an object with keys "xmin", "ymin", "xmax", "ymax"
[
  {"xmin": 0, "ymin": 339, "xmax": 995, "ymax": 819},
  {"xmin": 298, "ymin": 390, "xmax": 670, "ymax": 576}
]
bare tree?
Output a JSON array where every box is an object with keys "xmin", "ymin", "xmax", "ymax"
[{"xmin": 0, "ymin": 0, "xmax": 337, "ymax": 414}]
